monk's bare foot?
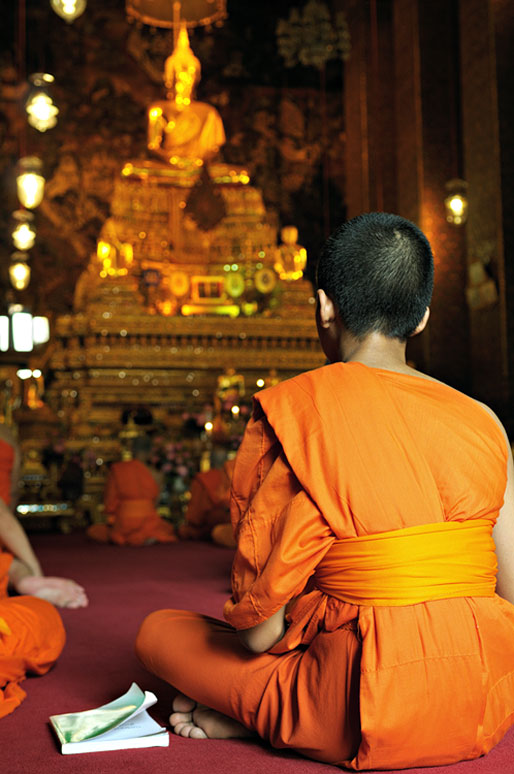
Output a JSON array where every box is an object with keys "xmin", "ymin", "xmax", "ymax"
[
  {"xmin": 15, "ymin": 576, "xmax": 88, "ymax": 609},
  {"xmin": 169, "ymin": 694, "xmax": 253, "ymax": 740}
]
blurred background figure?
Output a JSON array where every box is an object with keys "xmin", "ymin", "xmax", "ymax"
[
  {"xmin": 87, "ymin": 434, "xmax": 176, "ymax": 546},
  {"xmin": 179, "ymin": 443, "xmax": 236, "ymax": 548}
]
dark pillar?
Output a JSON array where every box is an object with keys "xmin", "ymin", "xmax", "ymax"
[{"xmin": 459, "ymin": 0, "xmax": 509, "ymax": 416}]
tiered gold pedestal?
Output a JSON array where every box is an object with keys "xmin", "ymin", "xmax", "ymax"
[{"xmin": 48, "ymin": 274, "xmax": 324, "ymax": 428}]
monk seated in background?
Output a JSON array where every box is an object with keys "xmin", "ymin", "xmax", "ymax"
[
  {"xmin": 136, "ymin": 213, "xmax": 514, "ymax": 770},
  {"xmin": 0, "ymin": 425, "xmax": 87, "ymax": 719},
  {"xmin": 179, "ymin": 446, "xmax": 236, "ymax": 548},
  {"xmin": 87, "ymin": 435, "xmax": 176, "ymax": 546}
]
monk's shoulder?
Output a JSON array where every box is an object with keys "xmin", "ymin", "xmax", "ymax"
[{"xmin": 256, "ymin": 364, "xmax": 333, "ymax": 406}]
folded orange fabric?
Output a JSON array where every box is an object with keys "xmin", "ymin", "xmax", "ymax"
[{"xmin": 314, "ymin": 518, "xmax": 497, "ymax": 605}]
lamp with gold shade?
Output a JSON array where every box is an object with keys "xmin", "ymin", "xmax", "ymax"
[
  {"xmin": 16, "ymin": 156, "xmax": 45, "ymax": 209},
  {"xmin": 26, "ymin": 73, "xmax": 59, "ymax": 132},
  {"xmin": 50, "ymin": 0, "xmax": 86, "ymax": 23},
  {"xmin": 9, "ymin": 254, "xmax": 31, "ymax": 292},
  {"xmin": 444, "ymin": 179, "xmax": 469, "ymax": 226},
  {"xmin": 11, "ymin": 211, "xmax": 36, "ymax": 251}
]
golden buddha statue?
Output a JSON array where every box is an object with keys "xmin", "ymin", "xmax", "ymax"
[
  {"xmin": 147, "ymin": 26, "xmax": 225, "ymax": 163},
  {"xmin": 274, "ymin": 226, "xmax": 307, "ymax": 281}
]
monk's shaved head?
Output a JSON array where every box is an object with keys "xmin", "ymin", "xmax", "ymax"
[{"xmin": 316, "ymin": 212, "xmax": 434, "ymax": 340}]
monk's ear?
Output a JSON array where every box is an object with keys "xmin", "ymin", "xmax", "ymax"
[
  {"xmin": 317, "ymin": 289, "xmax": 337, "ymax": 328},
  {"xmin": 411, "ymin": 307, "xmax": 430, "ymax": 336}
]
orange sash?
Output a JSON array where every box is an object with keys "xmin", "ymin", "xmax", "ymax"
[{"xmin": 314, "ymin": 518, "xmax": 497, "ymax": 606}]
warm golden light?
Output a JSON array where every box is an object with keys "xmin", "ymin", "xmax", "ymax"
[
  {"xmin": 26, "ymin": 92, "xmax": 59, "ymax": 132},
  {"xmin": 181, "ymin": 303, "xmax": 240, "ymax": 317},
  {"xmin": 17, "ymin": 172, "xmax": 45, "ymax": 208},
  {"xmin": 231, "ymin": 405, "xmax": 240, "ymax": 416},
  {"xmin": 50, "ymin": 0, "xmax": 87, "ymax": 22},
  {"xmin": 97, "ymin": 240, "xmax": 112, "ymax": 260},
  {"xmin": 448, "ymin": 196, "xmax": 464, "ymax": 216},
  {"xmin": 444, "ymin": 179, "xmax": 468, "ymax": 226},
  {"xmin": 256, "ymin": 378, "xmax": 265, "ymax": 388},
  {"xmin": 120, "ymin": 243, "xmax": 133, "ymax": 265},
  {"xmin": 204, "ymin": 421, "xmax": 214, "ymax": 432},
  {"xmin": 9, "ymin": 257, "xmax": 31, "ymax": 291},
  {"xmin": 17, "ymin": 157, "xmax": 45, "ymax": 208},
  {"xmin": 12, "ymin": 212, "xmax": 36, "ymax": 251}
]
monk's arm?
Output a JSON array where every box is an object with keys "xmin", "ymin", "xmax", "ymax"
[
  {"xmin": 492, "ymin": 430, "xmax": 514, "ymax": 604},
  {"xmin": 237, "ymin": 605, "xmax": 287, "ymax": 654},
  {"xmin": 0, "ymin": 499, "xmax": 42, "ymax": 576},
  {"xmin": 480, "ymin": 401, "xmax": 514, "ymax": 604}
]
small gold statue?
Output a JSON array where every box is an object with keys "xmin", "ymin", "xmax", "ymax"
[
  {"xmin": 274, "ymin": 226, "xmax": 307, "ymax": 281},
  {"xmin": 147, "ymin": 26, "xmax": 225, "ymax": 163},
  {"xmin": 216, "ymin": 367, "xmax": 245, "ymax": 406}
]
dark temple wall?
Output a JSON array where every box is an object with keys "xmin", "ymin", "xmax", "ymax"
[
  {"xmin": 460, "ymin": 0, "xmax": 509, "ymax": 415},
  {"xmin": 344, "ymin": 0, "xmax": 512, "ymax": 424}
]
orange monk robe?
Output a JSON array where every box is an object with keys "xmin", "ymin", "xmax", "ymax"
[
  {"xmin": 87, "ymin": 459, "xmax": 176, "ymax": 546},
  {"xmin": 136, "ymin": 363, "xmax": 514, "ymax": 769},
  {"xmin": 179, "ymin": 459, "xmax": 235, "ymax": 542},
  {"xmin": 0, "ymin": 440, "xmax": 65, "ymax": 719}
]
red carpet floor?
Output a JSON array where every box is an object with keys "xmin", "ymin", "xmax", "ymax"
[{"xmin": 2, "ymin": 533, "xmax": 514, "ymax": 774}]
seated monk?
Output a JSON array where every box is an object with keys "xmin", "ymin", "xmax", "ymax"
[
  {"xmin": 87, "ymin": 435, "xmax": 176, "ymax": 546},
  {"xmin": 135, "ymin": 213, "xmax": 514, "ymax": 769},
  {"xmin": 0, "ymin": 426, "xmax": 87, "ymax": 719},
  {"xmin": 179, "ymin": 453, "xmax": 235, "ymax": 547}
]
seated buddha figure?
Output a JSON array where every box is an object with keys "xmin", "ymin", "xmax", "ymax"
[
  {"xmin": 274, "ymin": 226, "xmax": 307, "ymax": 281},
  {"xmin": 147, "ymin": 26, "xmax": 225, "ymax": 163}
]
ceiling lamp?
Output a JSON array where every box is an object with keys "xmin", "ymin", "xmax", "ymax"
[
  {"xmin": 16, "ymin": 156, "xmax": 45, "ymax": 209},
  {"xmin": 9, "ymin": 254, "xmax": 31, "ymax": 291},
  {"xmin": 26, "ymin": 73, "xmax": 59, "ymax": 132},
  {"xmin": 11, "ymin": 211, "xmax": 36, "ymax": 251},
  {"xmin": 444, "ymin": 179, "xmax": 469, "ymax": 226},
  {"xmin": 50, "ymin": 0, "xmax": 87, "ymax": 22}
]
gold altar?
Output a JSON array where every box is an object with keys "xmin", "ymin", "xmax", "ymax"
[{"xmin": 17, "ymin": 27, "xmax": 324, "ymax": 524}]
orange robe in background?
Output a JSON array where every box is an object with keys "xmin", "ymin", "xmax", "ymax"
[
  {"xmin": 180, "ymin": 459, "xmax": 235, "ymax": 543},
  {"xmin": 136, "ymin": 363, "xmax": 514, "ymax": 769},
  {"xmin": 88, "ymin": 459, "xmax": 176, "ymax": 546},
  {"xmin": 0, "ymin": 439, "xmax": 65, "ymax": 719}
]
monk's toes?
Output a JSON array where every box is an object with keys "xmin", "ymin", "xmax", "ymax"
[
  {"xmin": 170, "ymin": 710, "xmax": 193, "ymax": 727},
  {"xmin": 173, "ymin": 721, "xmax": 197, "ymax": 737},
  {"xmin": 172, "ymin": 693, "xmax": 197, "ymax": 713},
  {"xmin": 189, "ymin": 726, "xmax": 208, "ymax": 739}
]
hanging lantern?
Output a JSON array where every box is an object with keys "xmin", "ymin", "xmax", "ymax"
[
  {"xmin": 9, "ymin": 254, "xmax": 31, "ymax": 291},
  {"xmin": 444, "ymin": 179, "xmax": 469, "ymax": 226},
  {"xmin": 16, "ymin": 156, "xmax": 45, "ymax": 209},
  {"xmin": 26, "ymin": 73, "xmax": 59, "ymax": 132},
  {"xmin": 50, "ymin": 0, "xmax": 87, "ymax": 22},
  {"xmin": 11, "ymin": 211, "xmax": 36, "ymax": 251}
]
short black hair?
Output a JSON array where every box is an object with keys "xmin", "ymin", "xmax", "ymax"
[{"xmin": 316, "ymin": 212, "xmax": 434, "ymax": 340}]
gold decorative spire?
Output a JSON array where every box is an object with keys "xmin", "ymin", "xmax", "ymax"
[{"xmin": 164, "ymin": 25, "xmax": 200, "ymax": 107}]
